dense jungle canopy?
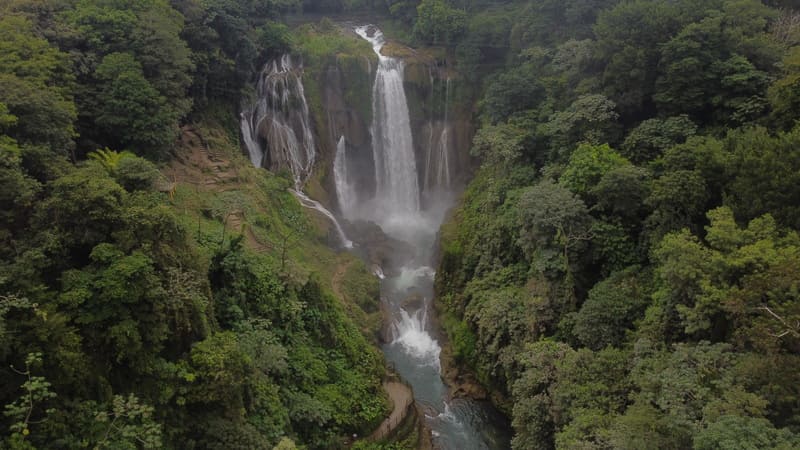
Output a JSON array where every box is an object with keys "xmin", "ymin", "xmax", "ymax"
[{"xmin": 2, "ymin": 1, "xmax": 800, "ymax": 449}]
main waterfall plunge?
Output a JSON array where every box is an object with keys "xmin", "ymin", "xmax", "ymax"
[
  {"xmin": 242, "ymin": 26, "xmax": 508, "ymax": 448},
  {"xmin": 357, "ymin": 26, "xmax": 420, "ymax": 214}
]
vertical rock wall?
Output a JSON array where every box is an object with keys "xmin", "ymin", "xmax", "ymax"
[{"xmin": 302, "ymin": 31, "xmax": 476, "ymax": 213}]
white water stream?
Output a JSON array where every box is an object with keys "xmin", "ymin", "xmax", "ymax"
[
  {"xmin": 355, "ymin": 25, "xmax": 420, "ymax": 214},
  {"xmin": 333, "ymin": 135, "xmax": 358, "ymax": 217},
  {"xmin": 241, "ymin": 55, "xmax": 352, "ymax": 248}
]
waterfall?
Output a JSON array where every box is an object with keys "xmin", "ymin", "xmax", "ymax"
[
  {"xmin": 334, "ymin": 135, "xmax": 357, "ymax": 216},
  {"xmin": 355, "ymin": 25, "xmax": 420, "ymax": 214},
  {"xmin": 240, "ymin": 54, "xmax": 316, "ymax": 189},
  {"xmin": 393, "ymin": 307, "xmax": 441, "ymax": 370},
  {"xmin": 390, "ymin": 266, "xmax": 441, "ymax": 371},
  {"xmin": 241, "ymin": 55, "xmax": 352, "ymax": 248},
  {"xmin": 424, "ymin": 67, "xmax": 436, "ymax": 193},
  {"xmin": 241, "ymin": 112, "xmax": 263, "ymax": 168}
]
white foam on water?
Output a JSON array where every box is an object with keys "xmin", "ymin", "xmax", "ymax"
[{"xmin": 393, "ymin": 308, "xmax": 441, "ymax": 371}]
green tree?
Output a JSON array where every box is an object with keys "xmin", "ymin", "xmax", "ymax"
[
  {"xmin": 482, "ymin": 64, "xmax": 546, "ymax": 124},
  {"xmin": 573, "ymin": 268, "xmax": 650, "ymax": 350},
  {"xmin": 694, "ymin": 415, "xmax": 800, "ymax": 450},
  {"xmin": 94, "ymin": 53, "xmax": 178, "ymax": 157},
  {"xmin": 114, "ymin": 156, "xmax": 160, "ymax": 192},
  {"xmin": 92, "ymin": 394, "xmax": 163, "ymax": 450},
  {"xmin": 593, "ymin": 0, "xmax": 685, "ymax": 118},
  {"xmin": 591, "ymin": 165, "xmax": 651, "ymax": 224},
  {"xmin": 3, "ymin": 353, "xmax": 56, "ymax": 448},
  {"xmin": 88, "ymin": 149, "xmax": 160, "ymax": 191},
  {"xmin": 470, "ymin": 122, "xmax": 527, "ymax": 167},
  {"xmin": 0, "ymin": 15, "xmax": 76, "ymax": 153},
  {"xmin": 34, "ymin": 164, "xmax": 125, "ymax": 257},
  {"xmin": 653, "ymin": 207, "xmax": 800, "ymax": 352},
  {"xmin": 614, "ymin": 341, "xmax": 770, "ymax": 448},
  {"xmin": 545, "ymin": 94, "xmax": 620, "ymax": 158},
  {"xmin": 621, "ymin": 115, "xmax": 697, "ymax": 164},
  {"xmin": 0, "ymin": 134, "xmax": 41, "ymax": 233},
  {"xmin": 645, "ymin": 169, "xmax": 709, "ymax": 240},
  {"xmin": 654, "ymin": 15, "xmax": 770, "ymax": 125},
  {"xmin": 413, "ymin": 0, "xmax": 466, "ymax": 44},
  {"xmin": 552, "ymin": 347, "xmax": 631, "ymax": 449},
  {"xmin": 68, "ymin": 0, "xmax": 193, "ymax": 117},
  {"xmin": 517, "ymin": 179, "xmax": 593, "ymax": 275},
  {"xmin": 723, "ymin": 126, "xmax": 800, "ymax": 229},
  {"xmin": 87, "ymin": 148, "xmax": 135, "ymax": 172},
  {"xmin": 769, "ymin": 46, "xmax": 800, "ymax": 130},
  {"xmin": 559, "ymin": 143, "xmax": 630, "ymax": 200},
  {"xmin": 511, "ymin": 341, "xmax": 571, "ymax": 450}
]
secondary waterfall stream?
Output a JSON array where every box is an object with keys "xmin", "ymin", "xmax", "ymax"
[{"xmin": 241, "ymin": 55, "xmax": 352, "ymax": 248}]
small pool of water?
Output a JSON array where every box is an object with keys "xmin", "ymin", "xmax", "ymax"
[{"xmin": 380, "ymin": 262, "xmax": 511, "ymax": 449}]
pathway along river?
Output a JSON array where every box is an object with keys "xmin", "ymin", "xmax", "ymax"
[{"xmin": 344, "ymin": 25, "xmax": 510, "ymax": 449}]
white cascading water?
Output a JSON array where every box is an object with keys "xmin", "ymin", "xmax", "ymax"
[
  {"xmin": 355, "ymin": 25, "xmax": 420, "ymax": 214},
  {"xmin": 353, "ymin": 24, "xmax": 443, "ymax": 375},
  {"xmin": 292, "ymin": 189, "xmax": 353, "ymax": 248},
  {"xmin": 437, "ymin": 78, "xmax": 453, "ymax": 188},
  {"xmin": 241, "ymin": 55, "xmax": 315, "ymax": 186},
  {"xmin": 391, "ymin": 266, "xmax": 441, "ymax": 370},
  {"xmin": 241, "ymin": 55, "xmax": 352, "ymax": 248},
  {"xmin": 241, "ymin": 112, "xmax": 263, "ymax": 168},
  {"xmin": 333, "ymin": 135, "xmax": 357, "ymax": 216},
  {"xmin": 394, "ymin": 307, "xmax": 441, "ymax": 369}
]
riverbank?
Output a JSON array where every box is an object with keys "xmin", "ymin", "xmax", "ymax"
[{"xmin": 369, "ymin": 381, "xmax": 413, "ymax": 441}]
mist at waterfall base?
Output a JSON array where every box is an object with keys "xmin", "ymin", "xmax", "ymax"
[{"xmin": 347, "ymin": 25, "xmax": 510, "ymax": 449}]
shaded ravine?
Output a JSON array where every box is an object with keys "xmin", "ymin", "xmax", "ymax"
[
  {"xmin": 343, "ymin": 25, "xmax": 510, "ymax": 449},
  {"xmin": 241, "ymin": 26, "xmax": 509, "ymax": 447}
]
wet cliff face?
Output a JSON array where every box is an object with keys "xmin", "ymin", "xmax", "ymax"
[
  {"xmin": 300, "ymin": 28, "xmax": 476, "ymax": 212},
  {"xmin": 320, "ymin": 54, "xmax": 376, "ymax": 198},
  {"xmin": 403, "ymin": 59, "xmax": 474, "ymax": 201}
]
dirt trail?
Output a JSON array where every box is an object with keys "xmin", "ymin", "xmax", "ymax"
[
  {"xmin": 369, "ymin": 381, "xmax": 414, "ymax": 442},
  {"xmin": 164, "ymin": 126, "xmax": 239, "ymax": 191},
  {"xmin": 226, "ymin": 212, "xmax": 271, "ymax": 252},
  {"xmin": 166, "ymin": 126, "xmax": 274, "ymax": 253}
]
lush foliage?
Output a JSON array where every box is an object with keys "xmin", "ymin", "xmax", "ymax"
[
  {"xmin": 436, "ymin": 1, "xmax": 800, "ymax": 449},
  {"xmin": 5, "ymin": 0, "xmax": 800, "ymax": 447},
  {"xmin": 0, "ymin": 1, "xmax": 392, "ymax": 448}
]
